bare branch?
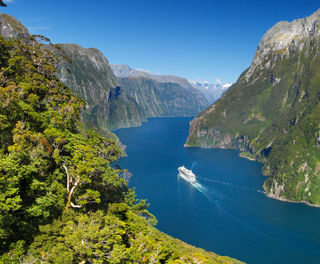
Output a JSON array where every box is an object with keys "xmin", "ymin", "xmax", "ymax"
[
  {"xmin": 62, "ymin": 164, "xmax": 70, "ymax": 193},
  {"xmin": 70, "ymin": 202, "xmax": 82, "ymax": 208}
]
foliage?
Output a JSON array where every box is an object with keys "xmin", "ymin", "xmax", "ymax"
[{"xmin": 0, "ymin": 36, "xmax": 243, "ymax": 263}]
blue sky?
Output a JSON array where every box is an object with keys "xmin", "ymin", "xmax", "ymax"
[{"xmin": 3, "ymin": 0, "xmax": 320, "ymax": 84}]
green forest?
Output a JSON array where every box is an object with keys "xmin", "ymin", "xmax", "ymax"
[{"xmin": 0, "ymin": 36, "xmax": 243, "ymax": 263}]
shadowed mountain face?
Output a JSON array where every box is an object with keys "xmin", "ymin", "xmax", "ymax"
[
  {"xmin": 55, "ymin": 44, "xmax": 146, "ymax": 131},
  {"xmin": 0, "ymin": 13, "xmax": 146, "ymax": 133},
  {"xmin": 111, "ymin": 64, "xmax": 209, "ymax": 117},
  {"xmin": 0, "ymin": 14, "xmax": 208, "ymax": 132},
  {"xmin": 186, "ymin": 9, "xmax": 320, "ymax": 205},
  {"xmin": 118, "ymin": 77, "xmax": 208, "ymax": 117}
]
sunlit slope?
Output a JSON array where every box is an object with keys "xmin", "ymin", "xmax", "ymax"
[{"xmin": 186, "ymin": 9, "xmax": 320, "ymax": 205}]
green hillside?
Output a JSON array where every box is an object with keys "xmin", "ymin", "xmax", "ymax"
[
  {"xmin": 186, "ymin": 10, "xmax": 320, "ymax": 205},
  {"xmin": 0, "ymin": 34, "xmax": 243, "ymax": 264}
]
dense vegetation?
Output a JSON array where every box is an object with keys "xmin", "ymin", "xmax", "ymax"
[
  {"xmin": 186, "ymin": 33, "xmax": 320, "ymax": 205},
  {"xmin": 0, "ymin": 36, "xmax": 243, "ymax": 263}
]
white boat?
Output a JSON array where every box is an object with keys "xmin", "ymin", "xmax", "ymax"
[{"xmin": 178, "ymin": 166, "xmax": 196, "ymax": 183}]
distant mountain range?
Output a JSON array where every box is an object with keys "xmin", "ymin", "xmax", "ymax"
[
  {"xmin": 111, "ymin": 64, "xmax": 232, "ymax": 107},
  {"xmin": 190, "ymin": 80, "xmax": 233, "ymax": 103},
  {"xmin": 111, "ymin": 64, "xmax": 191, "ymax": 88},
  {"xmin": 111, "ymin": 64, "xmax": 210, "ymax": 117}
]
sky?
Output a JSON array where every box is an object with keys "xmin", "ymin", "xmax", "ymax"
[{"xmin": 3, "ymin": 0, "xmax": 320, "ymax": 84}]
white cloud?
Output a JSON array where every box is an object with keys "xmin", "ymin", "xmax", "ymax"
[
  {"xmin": 5, "ymin": 0, "xmax": 14, "ymax": 3},
  {"xmin": 215, "ymin": 78, "xmax": 221, "ymax": 85},
  {"xmin": 222, "ymin": 82, "xmax": 233, "ymax": 89}
]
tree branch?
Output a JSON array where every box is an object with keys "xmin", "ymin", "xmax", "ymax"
[{"xmin": 62, "ymin": 164, "xmax": 70, "ymax": 193}]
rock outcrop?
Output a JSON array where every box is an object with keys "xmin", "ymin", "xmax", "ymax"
[
  {"xmin": 55, "ymin": 44, "xmax": 146, "ymax": 131},
  {"xmin": 0, "ymin": 13, "xmax": 29, "ymax": 40}
]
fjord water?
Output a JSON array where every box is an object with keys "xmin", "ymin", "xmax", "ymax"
[{"xmin": 115, "ymin": 117, "xmax": 320, "ymax": 264}]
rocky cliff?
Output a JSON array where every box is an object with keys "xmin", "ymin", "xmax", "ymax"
[
  {"xmin": 0, "ymin": 13, "xmax": 29, "ymax": 40},
  {"xmin": 0, "ymin": 13, "xmax": 146, "ymax": 133},
  {"xmin": 112, "ymin": 64, "xmax": 209, "ymax": 117},
  {"xmin": 55, "ymin": 44, "xmax": 146, "ymax": 131},
  {"xmin": 186, "ymin": 9, "xmax": 320, "ymax": 206},
  {"xmin": 118, "ymin": 76, "xmax": 208, "ymax": 117}
]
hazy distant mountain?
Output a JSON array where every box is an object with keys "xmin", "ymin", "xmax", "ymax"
[
  {"xmin": 111, "ymin": 64, "xmax": 191, "ymax": 88},
  {"xmin": 111, "ymin": 64, "xmax": 209, "ymax": 117},
  {"xmin": 190, "ymin": 81, "xmax": 233, "ymax": 103},
  {"xmin": 118, "ymin": 77, "xmax": 209, "ymax": 117}
]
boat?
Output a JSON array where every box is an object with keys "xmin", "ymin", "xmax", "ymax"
[{"xmin": 178, "ymin": 166, "xmax": 196, "ymax": 183}]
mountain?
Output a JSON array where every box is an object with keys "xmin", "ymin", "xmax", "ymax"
[
  {"xmin": 0, "ymin": 13, "xmax": 29, "ymax": 40},
  {"xmin": 191, "ymin": 80, "xmax": 233, "ymax": 103},
  {"xmin": 186, "ymin": 9, "xmax": 320, "ymax": 206},
  {"xmin": 55, "ymin": 44, "xmax": 146, "ymax": 131},
  {"xmin": 118, "ymin": 77, "xmax": 208, "ymax": 117},
  {"xmin": 111, "ymin": 64, "xmax": 191, "ymax": 88},
  {"xmin": 0, "ymin": 13, "xmax": 146, "ymax": 133},
  {"xmin": 112, "ymin": 64, "xmax": 209, "ymax": 117}
]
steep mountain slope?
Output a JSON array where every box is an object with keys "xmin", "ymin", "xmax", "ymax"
[
  {"xmin": 191, "ymin": 80, "xmax": 233, "ymax": 103},
  {"xmin": 112, "ymin": 64, "xmax": 209, "ymax": 116},
  {"xmin": 0, "ymin": 13, "xmax": 146, "ymax": 133},
  {"xmin": 0, "ymin": 13, "xmax": 29, "ymax": 40},
  {"xmin": 55, "ymin": 44, "xmax": 146, "ymax": 131},
  {"xmin": 186, "ymin": 9, "xmax": 320, "ymax": 205},
  {"xmin": 118, "ymin": 76, "xmax": 208, "ymax": 117}
]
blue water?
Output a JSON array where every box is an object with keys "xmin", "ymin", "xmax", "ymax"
[{"xmin": 114, "ymin": 117, "xmax": 320, "ymax": 264}]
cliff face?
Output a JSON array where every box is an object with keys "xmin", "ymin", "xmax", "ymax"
[
  {"xmin": 0, "ymin": 13, "xmax": 146, "ymax": 132},
  {"xmin": 0, "ymin": 13, "xmax": 29, "ymax": 40},
  {"xmin": 112, "ymin": 64, "xmax": 209, "ymax": 117},
  {"xmin": 55, "ymin": 44, "xmax": 146, "ymax": 131},
  {"xmin": 186, "ymin": 9, "xmax": 320, "ymax": 205},
  {"xmin": 118, "ymin": 76, "xmax": 208, "ymax": 117}
]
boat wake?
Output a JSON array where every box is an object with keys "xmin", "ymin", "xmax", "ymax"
[
  {"xmin": 190, "ymin": 180, "xmax": 268, "ymax": 237},
  {"xmin": 196, "ymin": 176, "xmax": 265, "ymax": 194}
]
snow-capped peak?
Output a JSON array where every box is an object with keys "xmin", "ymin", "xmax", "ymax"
[{"xmin": 222, "ymin": 82, "xmax": 233, "ymax": 89}]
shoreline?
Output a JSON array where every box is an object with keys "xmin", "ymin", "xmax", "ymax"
[
  {"xmin": 266, "ymin": 193, "xmax": 320, "ymax": 208},
  {"xmin": 238, "ymin": 153, "xmax": 256, "ymax": 161},
  {"xmin": 184, "ymin": 143, "xmax": 320, "ymax": 209}
]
